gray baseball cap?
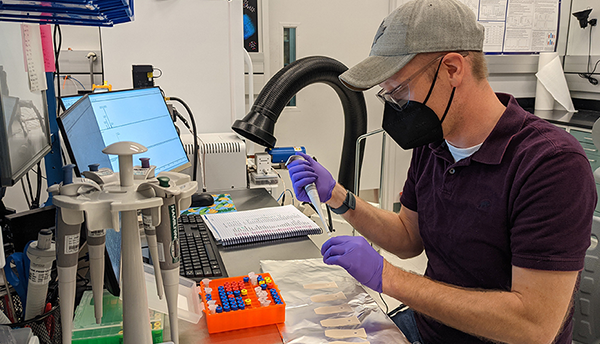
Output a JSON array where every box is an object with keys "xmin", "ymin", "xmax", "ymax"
[{"xmin": 339, "ymin": 0, "xmax": 485, "ymax": 91}]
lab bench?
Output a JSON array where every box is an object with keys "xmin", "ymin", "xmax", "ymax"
[{"xmin": 177, "ymin": 188, "xmax": 325, "ymax": 343}]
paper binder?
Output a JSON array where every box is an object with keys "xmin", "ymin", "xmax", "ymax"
[{"xmin": 202, "ymin": 205, "xmax": 323, "ymax": 247}]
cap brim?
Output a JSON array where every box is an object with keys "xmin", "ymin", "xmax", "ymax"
[{"xmin": 339, "ymin": 54, "xmax": 417, "ymax": 91}]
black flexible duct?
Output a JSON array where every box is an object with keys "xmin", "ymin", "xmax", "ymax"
[{"xmin": 232, "ymin": 56, "xmax": 367, "ymax": 193}]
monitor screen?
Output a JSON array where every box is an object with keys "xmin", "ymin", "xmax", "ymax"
[
  {"xmin": 58, "ymin": 87, "xmax": 190, "ymax": 175},
  {"xmin": 0, "ymin": 93, "xmax": 52, "ymax": 187},
  {"xmin": 60, "ymin": 95, "xmax": 83, "ymax": 111}
]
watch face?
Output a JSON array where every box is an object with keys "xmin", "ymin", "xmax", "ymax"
[
  {"xmin": 348, "ymin": 191, "xmax": 356, "ymax": 210},
  {"xmin": 331, "ymin": 190, "xmax": 353, "ymax": 215}
]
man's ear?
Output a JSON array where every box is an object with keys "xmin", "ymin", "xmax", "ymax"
[{"xmin": 442, "ymin": 53, "xmax": 466, "ymax": 87}]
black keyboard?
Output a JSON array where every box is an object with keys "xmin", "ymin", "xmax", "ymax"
[{"xmin": 178, "ymin": 214, "xmax": 228, "ymax": 280}]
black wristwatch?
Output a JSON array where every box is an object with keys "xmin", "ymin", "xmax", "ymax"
[{"xmin": 330, "ymin": 190, "xmax": 356, "ymax": 215}]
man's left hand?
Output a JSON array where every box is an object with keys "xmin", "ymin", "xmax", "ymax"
[{"xmin": 321, "ymin": 236, "xmax": 384, "ymax": 293}]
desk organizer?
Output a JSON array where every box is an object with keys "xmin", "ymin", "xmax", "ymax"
[{"xmin": 200, "ymin": 273, "xmax": 285, "ymax": 334}]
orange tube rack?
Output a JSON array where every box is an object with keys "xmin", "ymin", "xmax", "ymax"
[{"xmin": 200, "ymin": 273, "xmax": 286, "ymax": 334}]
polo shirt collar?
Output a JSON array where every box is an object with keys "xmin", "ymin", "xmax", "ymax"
[{"xmin": 429, "ymin": 93, "xmax": 526, "ymax": 165}]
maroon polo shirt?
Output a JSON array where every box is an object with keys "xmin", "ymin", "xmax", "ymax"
[{"xmin": 400, "ymin": 93, "xmax": 596, "ymax": 344}]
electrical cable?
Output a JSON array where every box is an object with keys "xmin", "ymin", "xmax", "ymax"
[
  {"xmin": 379, "ymin": 293, "xmax": 389, "ymax": 314},
  {"xmin": 67, "ymin": 76, "xmax": 86, "ymax": 90},
  {"xmin": 172, "ymin": 109, "xmax": 191, "ymax": 130},
  {"xmin": 53, "ymin": 25, "xmax": 62, "ymax": 101},
  {"xmin": 98, "ymin": 27, "xmax": 105, "ymax": 84},
  {"xmin": 274, "ymin": 170, "xmax": 294, "ymax": 205},
  {"xmin": 20, "ymin": 179, "xmax": 31, "ymax": 209},
  {"xmin": 31, "ymin": 166, "xmax": 47, "ymax": 180},
  {"xmin": 276, "ymin": 189, "xmax": 295, "ymax": 206},
  {"xmin": 326, "ymin": 204, "xmax": 334, "ymax": 232},
  {"xmin": 25, "ymin": 173, "xmax": 34, "ymax": 209},
  {"xmin": 276, "ymin": 190, "xmax": 285, "ymax": 203},
  {"xmin": 165, "ymin": 96, "xmax": 198, "ymax": 182},
  {"xmin": 153, "ymin": 68, "xmax": 163, "ymax": 78},
  {"xmin": 32, "ymin": 162, "xmax": 42, "ymax": 208},
  {"xmin": 579, "ymin": 24, "xmax": 600, "ymax": 85}
]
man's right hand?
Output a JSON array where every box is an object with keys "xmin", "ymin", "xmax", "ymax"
[{"xmin": 287, "ymin": 152, "xmax": 336, "ymax": 203}]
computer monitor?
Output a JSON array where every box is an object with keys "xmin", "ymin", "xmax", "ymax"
[
  {"xmin": 0, "ymin": 93, "xmax": 52, "ymax": 187},
  {"xmin": 59, "ymin": 95, "xmax": 83, "ymax": 111},
  {"xmin": 57, "ymin": 87, "xmax": 190, "ymax": 176}
]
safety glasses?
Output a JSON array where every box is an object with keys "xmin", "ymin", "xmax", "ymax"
[
  {"xmin": 377, "ymin": 52, "xmax": 468, "ymax": 111},
  {"xmin": 376, "ymin": 54, "xmax": 445, "ymax": 111}
]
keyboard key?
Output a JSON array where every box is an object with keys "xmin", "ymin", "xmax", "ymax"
[
  {"xmin": 203, "ymin": 267, "xmax": 213, "ymax": 276},
  {"xmin": 204, "ymin": 244, "xmax": 216, "ymax": 260}
]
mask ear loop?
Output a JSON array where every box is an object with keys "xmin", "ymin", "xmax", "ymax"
[
  {"xmin": 422, "ymin": 57, "xmax": 444, "ymax": 105},
  {"xmin": 439, "ymin": 87, "xmax": 456, "ymax": 124}
]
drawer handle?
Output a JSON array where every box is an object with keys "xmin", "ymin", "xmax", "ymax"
[
  {"xmin": 584, "ymin": 147, "xmax": 597, "ymax": 152},
  {"xmin": 584, "ymin": 137, "xmax": 594, "ymax": 141},
  {"xmin": 589, "ymin": 159, "xmax": 596, "ymax": 163}
]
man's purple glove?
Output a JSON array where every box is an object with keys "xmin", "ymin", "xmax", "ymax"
[
  {"xmin": 321, "ymin": 236, "xmax": 384, "ymax": 293},
  {"xmin": 287, "ymin": 152, "xmax": 336, "ymax": 203}
]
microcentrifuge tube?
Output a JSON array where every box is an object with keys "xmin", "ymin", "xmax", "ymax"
[{"xmin": 248, "ymin": 272, "xmax": 258, "ymax": 286}]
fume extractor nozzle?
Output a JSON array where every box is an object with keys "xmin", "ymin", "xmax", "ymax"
[
  {"xmin": 573, "ymin": 8, "xmax": 596, "ymax": 28},
  {"xmin": 231, "ymin": 56, "xmax": 368, "ymax": 193}
]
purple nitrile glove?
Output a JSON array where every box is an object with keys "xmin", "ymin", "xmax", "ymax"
[
  {"xmin": 321, "ymin": 236, "xmax": 384, "ymax": 293},
  {"xmin": 287, "ymin": 152, "xmax": 336, "ymax": 203}
]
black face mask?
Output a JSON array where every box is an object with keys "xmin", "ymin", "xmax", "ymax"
[{"xmin": 382, "ymin": 62, "xmax": 456, "ymax": 150}]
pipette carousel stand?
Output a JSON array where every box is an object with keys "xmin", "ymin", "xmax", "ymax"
[{"xmin": 50, "ymin": 142, "xmax": 166, "ymax": 344}]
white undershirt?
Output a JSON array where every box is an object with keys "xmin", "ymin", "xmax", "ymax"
[{"xmin": 446, "ymin": 140, "xmax": 483, "ymax": 162}]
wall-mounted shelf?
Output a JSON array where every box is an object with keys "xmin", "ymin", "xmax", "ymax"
[{"xmin": 0, "ymin": 0, "xmax": 133, "ymax": 27}]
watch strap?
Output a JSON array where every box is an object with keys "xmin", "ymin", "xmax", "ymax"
[{"xmin": 330, "ymin": 190, "xmax": 356, "ymax": 215}]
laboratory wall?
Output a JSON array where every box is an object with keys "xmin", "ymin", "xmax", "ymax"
[
  {"xmin": 564, "ymin": 0, "xmax": 600, "ymax": 100},
  {"xmin": 264, "ymin": 0, "xmax": 391, "ymax": 193},
  {"xmin": 5, "ymin": 0, "xmax": 600, "ymax": 213}
]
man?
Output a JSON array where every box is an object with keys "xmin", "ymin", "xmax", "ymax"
[{"xmin": 287, "ymin": 0, "xmax": 596, "ymax": 343}]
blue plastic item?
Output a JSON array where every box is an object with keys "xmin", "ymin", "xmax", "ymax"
[
  {"xmin": 62, "ymin": 164, "xmax": 75, "ymax": 185},
  {"xmin": 4, "ymin": 245, "xmax": 32, "ymax": 308},
  {"xmin": 267, "ymin": 146, "xmax": 306, "ymax": 163}
]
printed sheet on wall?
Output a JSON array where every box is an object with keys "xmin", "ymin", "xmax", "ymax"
[{"xmin": 459, "ymin": 0, "xmax": 560, "ymax": 53}]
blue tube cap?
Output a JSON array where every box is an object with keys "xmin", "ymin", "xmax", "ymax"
[{"xmin": 62, "ymin": 164, "xmax": 76, "ymax": 185}]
